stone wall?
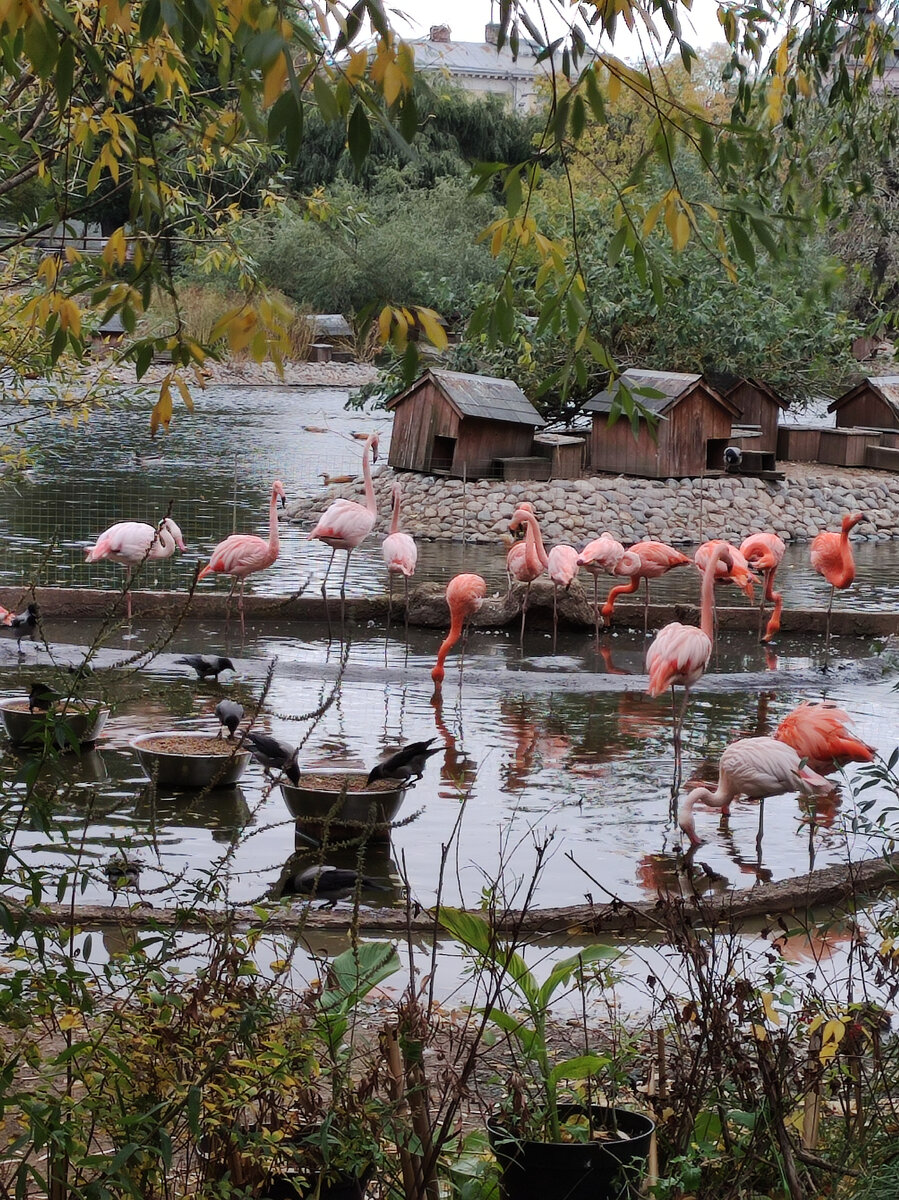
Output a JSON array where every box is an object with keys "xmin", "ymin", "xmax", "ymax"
[{"xmin": 285, "ymin": 462, "xmax": 899, "ymax": 546}]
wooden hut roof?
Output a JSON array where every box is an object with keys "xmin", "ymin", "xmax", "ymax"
[
  {"xmin": 310, "ymin": 314, "xmax": 352, "ymax": 338},
  {"xmin": 584, "ymin": 369, "xmax": 739, "ymax": 418},
  {"xmin": 827, "ymin": 375, "xmax": 899, "ymax": 418},
  {"xmin": 725, "ymin": 378, "xmax": 790, "ymax": 409},
  {"xmin": 386, "ymin": 369, "xmax": 546, "ymax": 427}
]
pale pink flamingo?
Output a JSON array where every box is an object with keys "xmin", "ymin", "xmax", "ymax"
[
  {"xmin": 505, "ymin": 501, "xmax": 536, "ymax": 592},
  {"xmin": 431, "ymin": 573, "xmax": 487, "ymax": 690},
  {"xmin": 381, "ymin": 482, "xmax": 417, "ymax": 629},
  {"xmin": 577, "ymin": 533, "xmax": 641, "ymax": 640},
  {"xmin": 546, "ymin": 543, "xmax": 580, "ymax": 646},
  {"xmin": 602, "ymin": 540, "xmax": 692, "ymax": 632},
  {"xmin": 810, "ymin": 511, "xmax": 864, "ymax": 657},
  {"xmin": 774, "ymin": 701, "xmax": 873, "ymax": 774},
  {"xmin": 678, "ymin": 736, "xmax": 832, "ymax": 848},
  {"xmin": 309, "ymin": 433, "xmax": 379, "ymax": 614},
  {"xmin": 508, "ymin": 506, "xmax": 548, "ymax": 641},
  {"xmin": 85, "ymin": 518, "xmax": 187, "ymax": 618},
  {"xmin": 198, "ymin": 480, "xmax": 285, "ymax": 631},
  {"xmin": 740, "ymin": 532, "xmax": 786, "ymax": 642},
  {"xmin": 645, "ymin": 540, "xmax": 731, "ymax": 795}
]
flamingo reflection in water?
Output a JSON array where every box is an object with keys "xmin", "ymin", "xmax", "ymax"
[
  {"xmin": 430, "ymin": 690, "xmax": 479, "ymax": 798},
  {"xmin": 499, "ymin": 697, "xmax": 571, "ymax": 792}
]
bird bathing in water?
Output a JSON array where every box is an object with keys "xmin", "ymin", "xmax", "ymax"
[
  {"xmin": 774, "ymin": 700, "xmax": 873, "ymax": 774},
  {"xmin": 85, "ymin": 518, "xmax": 187, "ymax": 619}
]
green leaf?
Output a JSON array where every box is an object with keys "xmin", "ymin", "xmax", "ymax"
[
  {"xmin": 485, "ymin": 1008, "xmax": 540, "ymax": 1056},
  {"xmin": 319, "ymin": 941, "xmax": 399, "ymax": 1012},
  {"xmin": 55, "ymin": 38, "xmax": 74, "ymax": 107},
  {"xmin": 729, "ymin": 214, "xmax": 756, "ymax": 269},
  {"xmin": 268, "ymin": 90, "xmax": 303, "ymax": 162},
  {"xmin": 313, "ymin": 74, "xmax": 340, "ymax": 124},
  {"xmin": 348, "ymin": 104, "xmax": 371, "ymax": 172},
  {"xmin": 607, "ymin": 226, "xmax": 628, "ymax": 267},
  {"xmin": 537, "ymin": 945, "xmax": 618, "ymax": 1008},
  {"xmin": 547, "ymin": 1054, "xmax": 610, "ymax": 1087},
  {"xmin": 437, "ymin": 907, "xmax": 493, "ymax": 954}
]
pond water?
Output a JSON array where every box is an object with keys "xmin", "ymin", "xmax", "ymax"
[
  {"xmin": 1, "ymin": 384, "xmax": 898, "ymax": 928},
  {"xmin": 4, "ymin": 382, "xmax": 899, "ymax": 610}
]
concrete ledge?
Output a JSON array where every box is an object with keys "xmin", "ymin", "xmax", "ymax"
[{"xmin": 1, "ymin": 585, "xmax": 896, "ymax": 638}]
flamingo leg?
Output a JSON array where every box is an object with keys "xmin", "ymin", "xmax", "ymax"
[
  {"xmin": 520, "ymin": 581, "xmax": 531, "ymax": 644},
  {"xmin": 553, "ymin": 582, "xmax": 559, "ymax": 652},
  {"xmin": 403, "ymin": 574, "xmax": 410, "ymax": 642},
  {"xmin": 124, "ymin": 566, "xmax": 133, "ymax": 620},
  {"xmin": 239, "ymin": 579, "xmax": 246, "ymax": 639},
  {"xmin": 755, "ymin": 796, "xmax": 766, "ymax": 865},
  {"xmin": 757, "ymin": 571, "xmax": 767, "ymax": 641},
  {"xmin": 592, "ymin": 575, "xmax": 599, "ymax": 645},
  {"xmin": 670, "ymin": 685, "xmax": 690, "ymax": 812},
  {"xmin": 643, "ymin": 578, "xmax": 650, "ymax": 638},
  {"xmin": 386, "ymin": 573, "xmax": 394, "ymax": 627},
  {"xmin": 321, "ymin": 548, "xmax": 337, "ymax": 642},
  {"xmin": 823, "ymin": 584, "xmax": 835, "ymax": 669},
  {"xmin": 339, "ymin": 550, "xmax": 352, "ymax": 631}
]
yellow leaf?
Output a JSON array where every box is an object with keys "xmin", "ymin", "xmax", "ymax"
[
  {"xmin": 822, "ymin": 1018, "xmax": 847, "ymax": 1049},
  {"xmin": 383, "ymin": 60, "xmax": 404, "ymax": 106},
  {"xmin": 607, "ymin": 68, "xmax": 621, "ymax": 103},
  {"xmin": 150, "ymin": 380, "xmax": 173, "ymax": 438},
  {"xmin": 491, "ymin": 223, "xmax": 506, "ymax": 257},
  {"xmin": 210, "ymin": 1005, "xmax": 227, "ymax": 1018},
  {"xmin": 761, "ymin": 992, "xmax": 781, "ymax": 1026},
  {"xmin": 416, "ymin": 307, "xmax": 448, "ymax": 351},
  {"xmin": 227, "ymin": 312, "xmax": 256, "ymax": 353},
  {"xmin": 175, "ymin": 377, "xmax": 194, "ymax": 413},
  {"xmin": 673, "ymin": 211, "xmax": 690, "ymax": 253},
  {"xmin": 346, "ymin": 48, "xmax": 369, "ymax": 84},
  {"xmin": 751, "ymin": 1023, "xmax": 767, "ymax": 1042},
  {"xmin": 263, "ymin": 52, "xmax": 287, "ymax": 108},
  {"xmin": 59, "ymin": 1009, "xmax": 82, "ymax": 1031},
  {"xmin": 643, "ymin": 201, "xmax": 663, "ymax": 237},
  {"xmin": 378, "ymin": 306, "xmax": 392, "ymax": 344}
]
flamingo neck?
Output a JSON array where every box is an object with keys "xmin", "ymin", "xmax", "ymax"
[
  {"xmin": 518, "ymin": 512, "xmax": 548, "ymax": 570},
  {"xmin": 432, "ymin": 604, "xmax": 466, "ymax": 683},
  {"xmin": 700, "ymin": 543, "xmax": 729, "ymax": 641},
  {"xmin": 389, "ymin": 488, "xmax": 400, "ymax": 535},
  {"xmin": 268, "ymin": 486, "xmax": 281, "ymax": 555},
  {"xmin": 362, "ymin": 437, "xmax": 377, "ymax": 516}
]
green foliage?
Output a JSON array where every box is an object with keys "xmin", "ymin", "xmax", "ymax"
[{"xmin": 238, "ymin": 177, "xmax": 499, "ymax": 317}]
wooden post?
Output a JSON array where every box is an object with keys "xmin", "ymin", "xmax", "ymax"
[
  {"xmin": 461, "ymin": 463, "xmax": 467, "ymax": 548},
  {"xmin": 802, "ymin": 1028, "xmax": 823, "ymax": 1151},
  {"xmin": 379, "ymin": 1026, "xmax": 421, "ymax": 1200}
]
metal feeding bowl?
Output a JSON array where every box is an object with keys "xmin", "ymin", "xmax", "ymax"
[
  {"xmin": 132, "ymin": 732, "xmax": 250, "ymax": 790},
  {"xmin": 280, "ymin": 768, "xmax": 407, "ymax": 844},
  {"xmin": 1, "ymin": 699, "xmax": 110, "ymax": 749}
]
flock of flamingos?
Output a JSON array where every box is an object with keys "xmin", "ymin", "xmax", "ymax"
[{"xmin": 34, "ymin": 429, "xmax": 877, "ymax": 850}]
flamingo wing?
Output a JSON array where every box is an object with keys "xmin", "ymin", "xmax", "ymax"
[
  {"xmin": 547, "ymin": 545, "xmax": 580, "ymax": 587},
  {"xmin": 309, "ymin": 500, "xmax": 376, "ymax": 550},
  {"xmin": 86, "ymin": 522, "xmax": 156, "ymax": 565},
  {"xmin": 201, "ymin": 533, "xmax": 273, "ymax": 579},
  {"xmin": 720, "ymin": 737, "xmax": 831, "ymax": 798},
  {"xmin": 382, "ymin": 531, "xmax": 418, "ymax": 577},
  {"xmin": 645, "ymin": 623, "xmax": 711, "ymax": 696},
  {"xmin": 775, "ymin": 702, "xmax": 873, "ymax": 768}
]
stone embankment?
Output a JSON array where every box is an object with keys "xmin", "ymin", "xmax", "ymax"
[{"xmin": 285, "ymin": 461, "xmax": 899, "ymax": 546}]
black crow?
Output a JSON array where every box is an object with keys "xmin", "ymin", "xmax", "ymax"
[
  {"xmin": 243, "ymin": 731, "xmax": 300, "ymax": 785},
  {"xmin": 28, "ymin": 682, "xmax": 62, "ymax": 713},
  {"xmin": 103, "ymin": 856, "xmax": 143, "ymax": 894},
  {"xmin": 286, "ymin": 864, "xmax": 387, "ymax": 909},
  {"xmin": 215, "ymin": 699, "xmax": 244, "ymax": 739},
  {"xmin": 366, "ymin": 737, "xmax": 443, "ymax": 785},
  {"xmin": 176, "ymin": 654, "xmax": 235, "ymax": 681}
]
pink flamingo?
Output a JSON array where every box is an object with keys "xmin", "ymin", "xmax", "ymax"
[
  {"xmin": 646, "ymin": 541, "xmax": 731, "ymax": 795},
  {"xmin": 546, "ymin": 544, "xmax": 580, "ymax": 646},
  {"xmin": 678, "ymin": 736, "xmax": 832, "ymax": 848},
  {"xmin": 198, "ymin": 480, "xmax": 286, "ymax": 631},
  {"xmin": 507, "ymin": 506, "xmax": 548, "ymax": 641},
  {"xmin": 381, "ymin": 482, "xmax": 417, "ymax": 629},
  {"xmin": 694, "ymin": 539, "xmax": 758, "ymax": 600},
  {"xmin": 505, "ymin": 501, "xmax": 536, "ymax": 591},
  {"xmin": 86, "ymin": 517, "xmax": 187, "ymax": 618},
  {"xmin": 309, "ymin": 433, "xmax": 379, "ymax": 613},
  {"xmin": 431, "ymin": 573, "xmax": 487, "ymax": 690},
  {"xmin": 810, "ymin": 511, "xmax": 864, "ymax": 657},
  {"xmin": 577, "ymin": 533, "xmax": 641, "ymax": 640},
  {"xmin": 602, "ymin": 540, "xmax": 692, "ymax": 632},
  {"xmin": 740, "ymin": 532, "xmax": 786, "ymax": 642},
  {"xmin": 774, "ymin": 701, "xmax": 873, "ymax": 774}
]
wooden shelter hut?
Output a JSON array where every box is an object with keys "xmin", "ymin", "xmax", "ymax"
[
  {"xmin": 583, "ymin": 369, "xmax": 740, "ymax": 479},
  {"xmin": 724, "ymin": 378, "xmax": 788, "ymax": 453},
  {"xmin": 386, "ymin": 369, "xmax": 546, "ymax": 478},
  {"xmin": 827, "ymin": 376, "xmax": 899, "ymax": 430}
]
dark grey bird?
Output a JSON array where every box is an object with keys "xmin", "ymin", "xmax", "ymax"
[
  {"xmin": 176, "ymin": 654, "xmax": 235, "ymax": 681},
  {"xmin": 286, "ymin": 864, "xmax": 388, "ymax": 909},
  {"xmin": 28, "ymin": 682, "xmax": 62, "ymax": 713},
  {"xmin": 215, "ymin": 699, "xmax": 244, "ymax": 739},
  {"xmin": 103, "ymin": 855, "xmax": 143, "ymax": 894},
  {"xmin": 9, "ymin": 603, "xmax": 38, "ymax": 649},
  {"xmin": 243, "ymin": 731, "xmax": 300, "ymax": 785},
  {"xmin": 723, "ymin": 446, "xmax": 742, "ymax": 472},
  {"xmin": 366, "ymin": 737, "xmax": 443, "ymax": 785}
]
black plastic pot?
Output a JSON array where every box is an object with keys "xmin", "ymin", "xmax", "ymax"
[
  {"xmin": 261, "ymin": 1170, "xmax": 368, "ymax": 1200},
  {"xmin": 487, "ymin": 1105, "xmax": 655, "ymax": 1200}
]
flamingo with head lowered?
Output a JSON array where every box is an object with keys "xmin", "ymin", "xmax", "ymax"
[
  {"xmin": 198, "ymin": 480, "xmax": 286, "ymax": 632},
  {"xmin": 603, "ymin": 540, "xmax": 692, "ymax": 634},
  {"xmin": 577, "ymin": 533, "xmax": 640, "ymax": 641},
  {"xmin": 309, "ymin": 433, "xmax": 379, "ymax": 614},
  {"xmin": 86, "ymin": 517, "xmax": 187, "ymax": 619},
  {"xmin": 381, "ymin": 482, "xmax": 417, "ymax": 629},
  {"xmin": 774, "ymin": 701, "xmax": 873, "ymax": 774},
  {"xmin": 810, "ymin": 511, "xmax": 863, "ymax": 658},
  {"xmin": 740, "ymin": 532, "xmax": 786, "ymax": 643},
  {"xmin": 431, "ymin": 573, "xmax": 487, "ymax": 691}
]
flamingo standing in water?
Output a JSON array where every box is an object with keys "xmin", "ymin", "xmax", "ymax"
[
  {"xmin": 774, "ymin": 701, "xmax": 873, "ymax": 774},
  {"xmin": 602, "ymin": 540, "xmax": 692, "ymax": 633},
  {"xmin": 694, "ymin": 539, "xmax": 757, "ymax": 599},
  {"xmin": 309, "ymin": 433, "xmax": 380, "ymax": 617},
  {"xmin": 740, "ymin": 532, "xmax": 786, "ymax": 642},
  {"xmin": 678, "ymin": 736, "xmax": 832, "ymax": 847},
  {"xmin": 577, "ymin": 533, "xmax": 640, "ymax": 640},
  {"xmin": 86, "ymin": 517, "xmax": 187, "ymax": 618},
  {"xmin": 508, "ymin": 506, "xmax": 548, "ymax": 641},
  {"xmin": 198, "ymin": 480, "xmax": 286, "ymax": 632},
  {"xmin": 645, "ymin": 540, "xmax": 731, "ymax": 796},
  {"xmin": 810, "ymin": 511, "xmax": 864, "ymax": 658},
  {"xmin": 546, "ymin": 543, "xmax": 580, "ymax": 646},
  {"xmin": 431, "ymin": 573, "xmax": 487, "ymax": 689},
  {"xmin": 381, "ymin": 482, "xmax": 417, "ymax": 629}
]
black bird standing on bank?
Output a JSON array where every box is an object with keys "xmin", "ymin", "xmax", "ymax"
[
  {"xmin": 366, "ymin": 737, "xmax": 443, "ymax": 785},
  {"xmin": 243, "ymin": 731, "xmax": 300, "ymax": 784},
  {"xmin": 9, "ymin": 603, "xmax": 38, "ymax": 651},
  {"xmin": 286, "ymin": 864, "xmax": 388, "ymax": 909},
  {"xmin": 215, "ymin": 699, "xmax": 245, "ymax": 739},
  {"xmin": 176, "ymin": 655, "xmax": 236, "ymax": 681}
]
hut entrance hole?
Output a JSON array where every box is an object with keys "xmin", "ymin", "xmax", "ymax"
[
  {"xmin": 706, "ymin": 437, "xmax": 729, "ymax": 470},
  {"xmin": 431, "ymin": 436, "xmax": 456, "ymax": 474}
]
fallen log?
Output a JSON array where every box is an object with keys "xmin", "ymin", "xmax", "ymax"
[{"xmin": 2, "ymin": 850, "xmax": 895, "ymax": 938}]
